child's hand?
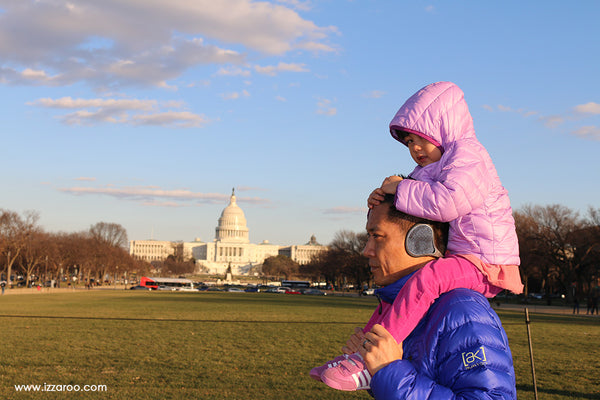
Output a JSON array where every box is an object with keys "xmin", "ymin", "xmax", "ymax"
[
  {"xmin": 380, "ymin": 175, "xmax": 403, "ymax": 196},
  {"xmin": 368, "ymin": 188, "xmax": 386, "ymax": 209},
  {"xmin": 381, "ymin": 175, "xmax": 403, "ymax": 188},
  {"xmin": 342, "ymin": 327, "xmax": 367, "ymax": 354}
]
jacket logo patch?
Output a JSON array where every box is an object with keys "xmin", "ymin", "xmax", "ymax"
[{"xmin": 461, "ymin": 346, "xmax": 487, "ymax": 369}]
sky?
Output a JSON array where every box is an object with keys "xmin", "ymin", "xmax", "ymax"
[{"xmin": 1, "ymin": 0, "xmax": 599, "ymax": 247}]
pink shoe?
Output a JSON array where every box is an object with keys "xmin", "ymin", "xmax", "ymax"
[
  {"xmin": 309, "ymin": 354, "xmax": 350, "ymax": 382},
  {"xmin": 320, "ymin": 353, "xmax": 371, "ymax": 391}
]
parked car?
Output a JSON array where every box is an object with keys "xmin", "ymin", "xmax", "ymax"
[
  {"xmin": 157, "ymin": 285, "xmax": 175, "ymax": 291},
  {"xmin": 276, "ymin": 287, "xmax": 291, "ymax": 294},
  {"xmin": 303, "ymin": 289, "xmax": 327, "ymax": 296},
  {"xmin": 175, "ymin": 286, "xmax": 197, "ymax": 292},
  {"xmin": 129, "ymin": 285, "xmax": 150, "ymax": 290},
  {"xmin": 362, "ymin": 288, "xmax": 376, "ymax": 296},
  {"xmin": 226, "ymin": 287, "xmax": 245, "ymax": 292}
]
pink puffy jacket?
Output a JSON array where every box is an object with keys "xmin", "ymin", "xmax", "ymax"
[{"xmin": 389, "ymin": 81, "xmax": 520, "ymax": 265}]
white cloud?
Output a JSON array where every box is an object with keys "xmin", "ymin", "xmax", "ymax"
[
  {"xmin": 141, "ymin": 201, "xmax": 189, "ymax": 208},
  {"xmin": 574, "ymin": 102, "xmax": 600, "ymax": 115},
  {"xmin": 254, "ymin": 62, "xmax": 309, "ymax": 76},
  {"xmin": 363, "ymin": 90, "xmax": 385, "ymax": 99},
  {"xmin": 59, "ymin": 184, "xmax": 271, "ymax": 206},
  {"xmin": 484, "ymin": 104, "xmax": 539, "ymax": 118},
  {"xmin": 28, "ymin": 96, "xmax": 207, "ymax": 127},
  {"xmin": 323, "ymin": 206, "xmax": 366, "ymax": 215},
  {"xmin": 216, "ymin": 66, "xmax": 252, "ymax": 77},
  {"xmin": 0, "ymin": 0, "xmax": 336, "ymax": 89},
  {"xmin": 220, "ymin": 90, "xmax": 250, "ymax": 100},
  {"xmin": 572, "ymin": 126, "xmax": 600, "ymax": 141},
  {"xmin": 316, "ymin": 98, "xmax": 336, "ymax": 116},
  {"xmin": 132, "ymin": 111, "xmax": 208, "ymax": 128},
  {"xmin": 29, "ymin": 97, "xmax": 157, "ymax": 111},
  {"xmin": 276, "ymin": 0, "xmax": 313, "ymax": 12},
  {"xmin": 540, "ymin": 115, "xmax": 565, "ymax": 128},
  {"xmin": 484, "ymin": 101, "xmax": 600, "ymax": 137}
]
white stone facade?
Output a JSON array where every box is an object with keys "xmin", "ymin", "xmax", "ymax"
[
  {"xmin": 279, "ymin": 235, "xmax": 328, "ymax": 265},
  {"xmin": 129, "ymin": 240, "xmax": 174, "ymax": 262},
  {"xmin": 129, "ymin": 188, "xmax": 328, "ymax": 275}
]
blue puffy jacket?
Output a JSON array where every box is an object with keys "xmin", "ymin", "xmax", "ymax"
[{"xmin": 370, "ymin": 288, "xmax": 517, "ymax": 399}]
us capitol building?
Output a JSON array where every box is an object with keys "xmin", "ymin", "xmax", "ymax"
[{"xmin": 129, "ymin": 189, "xmax": 328, "ymax": 275}]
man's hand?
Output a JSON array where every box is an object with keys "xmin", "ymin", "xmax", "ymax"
[{"xmin": 358, "ymin": 324, "xmax": 404, "ymax": 375}]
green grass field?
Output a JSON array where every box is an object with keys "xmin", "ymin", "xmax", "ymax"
[{"xmin": 0, "ymin": 290, "xmax": 598, "ymax": 399}]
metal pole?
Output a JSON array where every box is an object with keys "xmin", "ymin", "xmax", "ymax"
[{"xmin": 524, "ymin": 307, "xmax": 539, "ymax": 400}]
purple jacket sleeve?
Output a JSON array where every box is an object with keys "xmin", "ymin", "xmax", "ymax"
[{"xmin": 395, "ymin": 140, "xmax": 493, "ymax": 223}]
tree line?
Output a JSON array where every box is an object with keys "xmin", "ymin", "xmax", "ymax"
[
  {"xmin": 3, "ymin": 203, "xmax": 598, "ymax": 302},
  {"xmin": 0, "ymin": 209, "xmax": 151, "ymax": 288},
  {"xmin": 264, "ymin": 204, "xmax": 600, "ymax": 303}
]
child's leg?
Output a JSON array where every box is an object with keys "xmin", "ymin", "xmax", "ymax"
[
  {"xmin": 459, "ymin": 254, "xmax": 523, "ymax": 294},
  {"xmin": 310, "ymin": 307, "xmax": 382, "ymax": 382},
  {"xmin": 378, "ymin": 255, "xmax": 497, "ymax": 341},
  {"xmin": 320, "ymin": 256, "xmax": 499, "ymax": 391}
]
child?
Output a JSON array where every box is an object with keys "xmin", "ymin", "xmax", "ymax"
[{"xmin": 311, "ymin": 81, "xmax": 523, "ymax": 391}]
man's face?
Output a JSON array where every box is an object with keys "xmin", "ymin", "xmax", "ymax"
[{"xmin": 363, "ymin": 204, "xmax": 423, "ymax": 286}]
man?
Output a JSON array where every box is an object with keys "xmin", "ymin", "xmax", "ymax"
[{"xmin": 346, "ymin": 194, "xmax": 517, "ymax": 399}]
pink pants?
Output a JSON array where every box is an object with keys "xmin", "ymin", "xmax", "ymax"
[{"xmin": 363, "ymin": 255, "xmax": 522, "ymax": 342}]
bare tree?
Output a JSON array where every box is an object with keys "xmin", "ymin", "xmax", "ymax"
[
  {"xmin": 262, "ymin": 255, "xmax": 299, "ymax": 280},
  {"xmin": 569, "ymin": 207, "xmax": 600, "ymax": 300},
  {"xmin": 89, "ymin": 222, "xmax": 128, "ymax": 249},
  {"xmin": 302, "ymin": 230, "xmax": 369, "ymax": 291},
  {"xmin": 20, "ymin": 229, "xmax": 48, "ymax": 287},
  {"xmin": 0, "ymin": 210, "xmax": 40, "ymax": 287},
  {"xmin": 515, "ymin": 204, "xmax": 586, "ymax": 303},
  {"xmin": 331, "ymin": 230, "xmax": 369, "ymax": 291},
  {"xmin": 157, "ymin": 255, "xmax": 196, "ymax": 277}
]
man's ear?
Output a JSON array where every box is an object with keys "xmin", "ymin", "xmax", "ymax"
[{"xmin": 405, "ymin": 224, "xmax": 443, "ymax": 258}]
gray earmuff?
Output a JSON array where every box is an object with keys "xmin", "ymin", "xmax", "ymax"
[{"xmin": 405, "ymin": 224, "xmax": 443, "ymax": 258}]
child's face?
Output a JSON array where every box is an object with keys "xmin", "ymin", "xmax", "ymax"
[{"xmin": 405, "ymin": 133, "xmax": 442, "ymax": 167}]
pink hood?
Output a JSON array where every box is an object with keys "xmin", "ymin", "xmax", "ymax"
[
  {"xmin": 389, "ymin": 81, "xmax": 474, "ymax": 148},
  {"xmin": 388, "ymin": 82, "xmax": 520, "ymax": 266}
]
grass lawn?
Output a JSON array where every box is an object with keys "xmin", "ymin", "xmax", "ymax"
[{"xmin": 0, "ymin": 290, "xmax": 598, "ymax": 399}]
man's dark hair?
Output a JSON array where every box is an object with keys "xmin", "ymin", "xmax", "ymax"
[{"xmin": 380, "ymin": 193, "xmax": 449, "ymax": 255}]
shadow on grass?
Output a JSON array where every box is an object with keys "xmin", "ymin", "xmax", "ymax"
[
  {"xmin": 134, "ymin": 292, "xmax": 378, "ymax": 310},
  {"xmin": 517, "ymin": 384, "xmax": 600, "ymax": 399}
]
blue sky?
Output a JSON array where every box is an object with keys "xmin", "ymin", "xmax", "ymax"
[{"xmin": 1, "ymin": 1, "xmax": 598, "ymax": 246}]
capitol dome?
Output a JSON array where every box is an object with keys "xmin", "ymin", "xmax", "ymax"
[{"xmin": 215, "ymin": 188, "xmax": 249, "ymax": 243}]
